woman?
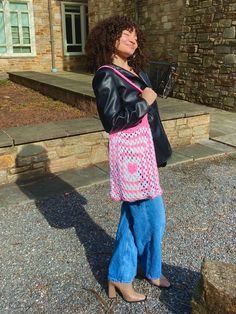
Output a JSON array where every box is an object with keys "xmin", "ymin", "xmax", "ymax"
[{"xmin": 86, "ymin": 15, "xmax": 171, "ymax": 303}]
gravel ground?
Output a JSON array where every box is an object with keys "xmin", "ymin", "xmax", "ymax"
[{"xmin": 1, "ymin": 155, "xmax": 236, "ymax": 314}]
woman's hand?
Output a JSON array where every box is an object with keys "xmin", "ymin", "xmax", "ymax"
[{"xmin": 141, "ymin": 87, "xmax": 157, "ymax": 106}]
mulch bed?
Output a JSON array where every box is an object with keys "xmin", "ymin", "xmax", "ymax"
[{"xmin": 0, "ymin": 80, "xmax": 92, "ymax": 128}]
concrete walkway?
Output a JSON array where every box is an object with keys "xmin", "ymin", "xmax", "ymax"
[{"xmin": 0, "ymin": 105, "xmax": 236, "ymax": 208}]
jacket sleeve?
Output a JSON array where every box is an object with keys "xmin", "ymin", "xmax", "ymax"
[{"xmin": 92, "ymin": 69, "xmax": 149, "ymax": 133}]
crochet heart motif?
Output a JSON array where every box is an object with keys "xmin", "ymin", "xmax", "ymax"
[{"xmin": 127, "ymin": 162, "xmax": 138, "ymax": 174}]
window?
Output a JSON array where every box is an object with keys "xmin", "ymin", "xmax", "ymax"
[
  {"xmin": 0, "ymin": 1, "xmax": 7, "ymax": 53},
  {"xmin": 0, "ymin": 0, "xmax": 35, "ymax": 57},
  {"xmin": 61, "ymin": 2, "xmax": 88, "ymax": 56}
]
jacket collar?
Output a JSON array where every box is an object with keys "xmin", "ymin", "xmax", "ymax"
[
  {"xmin": 138, "ymin": 71, "xmax": 151, "ymax": 87},
  {"xmin": 111, "ymin": 64, "xmax": 150, "ymax": 87}
]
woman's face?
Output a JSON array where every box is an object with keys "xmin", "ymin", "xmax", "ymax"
[{"xmin": 115, "ymin": 29, "xmax": 138, "ymax": 59}]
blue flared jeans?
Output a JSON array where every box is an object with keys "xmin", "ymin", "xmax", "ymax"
[{"xmin": 108, "ymin": 195, "xmax": 166, "ymax": 283}]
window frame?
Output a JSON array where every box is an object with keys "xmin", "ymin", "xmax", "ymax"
[
  {"xmin": 0, "ymin": 0, "xmax": 36, "ymax": 58},
  {"xmin": 61, "ymin": 1, "xmax": 88, "ymax": 56}
]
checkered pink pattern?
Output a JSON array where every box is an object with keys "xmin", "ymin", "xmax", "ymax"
[{"xmin": 109, "ymin": 114, "xmax": 163, "ymax": 202}]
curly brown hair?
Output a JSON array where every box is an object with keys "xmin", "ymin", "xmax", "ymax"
[{"xmin": 85, "ymin": 15, "xmax": 148, "ymax": 72}]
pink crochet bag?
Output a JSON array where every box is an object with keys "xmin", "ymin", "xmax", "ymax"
[{"xmin": 99, "ymin": 66, "xmax": 163, "ymax": 202}]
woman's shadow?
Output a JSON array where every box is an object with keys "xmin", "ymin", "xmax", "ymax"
[
  {"xmin": 15, "ymin": 144, "xmax": 200, "ymax": 312},
  {"xmin": 15, "ymin": 144, "xmax": 115, "ymax": 290}
]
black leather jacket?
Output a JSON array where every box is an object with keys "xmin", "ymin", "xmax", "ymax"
[{"xmin": 92, "ymin": 64, "xmax": 172, "ymax": 166}]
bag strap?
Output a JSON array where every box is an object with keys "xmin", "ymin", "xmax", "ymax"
[{"xmin": 98, "ymin": 65, "xmax": 143, "ymax": 93}]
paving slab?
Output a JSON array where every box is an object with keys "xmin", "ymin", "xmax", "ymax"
[
  {"xmin": 93, "ymin": 161, "xmax": 109, "ymax": 174},
  {"xmin": 1, "ymin": 118, "xmax": 104, "ymax": 147},
  {"xmin": 0, "ymin": 164, "xmax": 109, "ymax": 209},
  {"xmin": 3, "ymin": 122, "xmax": 69, "ymax": 145},
  {"xmin": 0, "ymin": 130, "xmax": 13, "ymax": 147},
  {"xmin": 48, "ymin": 71, "xmax": 94, "ymax": 84},
  {"xmin": 211, "ymin": 134, "xmax": 236, "ymax": 148},
  {"xmin": 209, "ymin": 109, "xmax": 236, "ymax": 139},
  {"xmin": 56, "ymin": 165, "xmax": 109, "ymax": 189},
  {"xmin": 58, "ymin": 117, "xmax": 103, "ymax": 136},
  {"xmin": 174, "ymin": 141, "xmax": 233, "ymax": 161},
  {"xmin": 158, "ymin": 97, "xmax": 210, "ymax": 120},
  {"xmin": 9, "ymin": 71, "xmax": 95, "ymax": 97},
  {"xmin": 167, "ymin": 151, "xmax": 193, "ymax": 165},
  {"xmin": 199, "ymin": 139, "xmax": 236, "ymax": 152},
  {"xmin": 209, "ymin": 129, "xmax": 227, "ymax": 138},
  {"xmin": 210, "ymin": 124, "xmax": 236, "ymax": 137},
  {"xmin": 17, "ymin": 173, "xmax": 79, "ymax": 200},
  {"xmin": 0, "ymin": 183, "xmax": 33, "ymax": 208}
]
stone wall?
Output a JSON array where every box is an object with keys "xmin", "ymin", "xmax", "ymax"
[
  {"xmin": 0, "ymin": 113, "xmax": 210, "ymax": 185},
  {"xmin": 88, "ymin": 0, "xmax": 136, "ymax": 29},
  {"xmin": 0, "ymin": 131, "xmax": 109, "ymax": 185},
  {"xmin": 2, "ymin": 0, "xmax": 235, "ymax": 110},
  {"xmin": 0, "ymin": 0, "xmax": 85, "ymax": 74},
  {"xmin": 174, "ymin": 0, "xmax": 236, "ymax": 111},
  {"xmin": 88, "ymin": 0, "xmax": 236, "ymax": 111},
  {"xmin": 162, "ymin": 114, "xmax": 210, "ymax": 147},
  {"xmin": 88, "ymin": 0, "xmax": 186, "ymax": 61},
  {"xmin": 138, "ymin": 0, "xmax": 186, "ymax": 61}
]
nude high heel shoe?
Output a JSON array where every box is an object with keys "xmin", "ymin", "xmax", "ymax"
[
  {"xmin": 107, "ymin": 280, "xmax": 147, "ymax": 303},
  {"xmin": 148, "ymin": 274, "xmax": 171, "ymax": 289}
]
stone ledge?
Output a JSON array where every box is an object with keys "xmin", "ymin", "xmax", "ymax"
[
  {"xmin": 0, "ymin": 130, "xmax": 13, "ymax": 147},
  {"xmin": 8, "ymin": 71, "xmax": 212, "ymax": 119},
  {"xmin": 8, "ymin": 72, "xmax": 96, "ymax": 114},
  {"xmin": 9, "ymin": 71, "xmax": 94, "ymax": 97},
  {"xmin": 0, "ymin": 113, "xmax": 210, "ymax": 185},
  {"xmin": 0, "ymin": 117, "xmax": 103, "ymax": 147},
  {"xmin": 0, "ymin": 114, "xmax": 210, "ymax": 148}
]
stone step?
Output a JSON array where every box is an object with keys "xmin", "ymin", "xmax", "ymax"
[
  {"xmin": 1, "ymin": 71, "xmax": 213, "ymax": 185},
  {"xmin": 0, "ymin": 141, "xmax": 235, "ymax": 208},
  {"xmin": 8, "ymin": 71, "xmax": 96, "ymax": 114}
]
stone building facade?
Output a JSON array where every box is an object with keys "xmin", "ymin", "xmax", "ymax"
[
  {"xmin": 174, "ymin": 0, "xmax": 236, "ymax": 111},
  {"xmin": 137, "ymin": 0, "xmax": 187, "ymax": 62},
  {"xmin": 88, "ymin": 0, "xmax": 236, "ymax": 111},
  {"xmin": 0, "ymin": 0, "xmax": 235, "ymax": 110},
  {"xmin": 88, "ymin": 0, "xmax": 136, "ymax": 27},
  {"xmin": 88, "ymin": 0, "xmax": 186, "ymax": 62},
  {"xmin": 0, "ymin": 0, "xmax": 88, "ymax": 73}
]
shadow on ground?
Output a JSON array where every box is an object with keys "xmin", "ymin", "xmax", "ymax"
[
  {"xmin": 15, "ymin": 144, "xmax": 199, "ymax": 313},
  {"xmin": 15, "ymin": 144, "xmax": 114, "ymax": 291},
  {"xmin": 160, "ymin": 263, "xmax": 199, "ymax": 313}
]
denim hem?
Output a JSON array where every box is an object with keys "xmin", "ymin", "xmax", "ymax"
[
  {"xmin": 108, "ymin": 276, "xmax": 134, "ymax": 284},
  {"xmin": 146, "ymin": 274, "xmax": 161, "ymax": 280}
]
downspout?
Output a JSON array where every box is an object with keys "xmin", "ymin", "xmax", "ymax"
[{"xmin": 48, "ymin": 0, "xmax": 57, "ymax": 72}]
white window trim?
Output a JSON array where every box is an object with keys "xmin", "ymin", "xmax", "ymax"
[
  {"xmin": 0, "ymin": 0, "xmax": 36, "ymax": 58},
  {"xmin": 61, "ymin": 1, "xmax": 88, "ymax": 56}
]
